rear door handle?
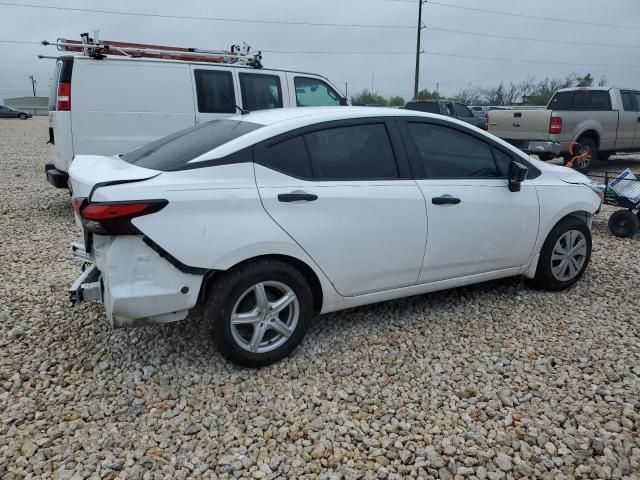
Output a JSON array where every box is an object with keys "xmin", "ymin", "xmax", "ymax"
[
  {"xmin": 278, "ymin": 192, "xmax": 318, "ymax": 202},
  {"xmin": 432, "ymin": 196, "xmax": 461, "ymax": 205}
]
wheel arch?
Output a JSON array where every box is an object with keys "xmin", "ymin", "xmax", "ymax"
[
  {"xmin": 202, "ymin": 254, "xmax": 325, "ymax": 314},
  {"xmin": 577, "ymin": 129, "xmax": 600, "ymax": 149}
]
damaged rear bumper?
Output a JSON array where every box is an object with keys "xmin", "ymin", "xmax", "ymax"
[{"xmin": 68, "ymin": 237, "xmax": 204, "ymax": 328}]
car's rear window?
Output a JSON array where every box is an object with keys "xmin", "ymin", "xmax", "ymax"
[
  {"xmin": 121, "ymin": 119, "xmax": 262, "ymax": 171},
  {"xmin": 548, "ymin": 90, "xmax": 612, "ymax": 111}
]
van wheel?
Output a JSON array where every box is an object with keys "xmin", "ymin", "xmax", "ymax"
[
  {"xmin": 608, "ymin": 209, "xmax": 639, "ymax": 238},
  {"xmin": 18, "ymin": 113, "xmax": 27, "ymax": 120},
  {"xmin": 534, "ymin": 217, "xmax": 592, "ymax": 290},
  {"xmin": 205, "ymin": 260, "xmax": 313, "ymax": 367}
]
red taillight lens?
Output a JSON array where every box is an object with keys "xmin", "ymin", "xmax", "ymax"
[
  {"xmin": 73, "ymin": 197, "xmax": 87, "ymax": 215},
  {"xmin": 549, "ymin": 116, "xmax": 562, "ymax": 134},
  {"xmin": 81, "ymin": 203, "xmax": 154, "ymax": 221},
  {"xmin": 57, "ymin": 82, "xmax": 71, "ymax": 111},
  {"xmin": 75, "ymin": 199, "xmax": 167, "ymax": 235}
]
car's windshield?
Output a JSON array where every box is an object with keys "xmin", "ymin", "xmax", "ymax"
[{"xmin": 121, "ymin": 119, "xmax": 262, "ymax": 171}]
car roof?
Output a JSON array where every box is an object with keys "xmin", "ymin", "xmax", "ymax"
[{"xmin": 189, "ymin": 106, "xmax": 496, "ymax": 163}]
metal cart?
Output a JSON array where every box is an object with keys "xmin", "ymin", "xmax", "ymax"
[{"xmin": 581, "ymin": 169, "xmax": 640, "ymax": 238}]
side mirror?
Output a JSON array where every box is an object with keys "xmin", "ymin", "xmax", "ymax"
[
  {"xmin": 508, "ymin": 161, "xmax": 528, "ymax": 192},
  {"xmin": 339, "ymin": 97, "xmax": 348, "ymax": 106}
]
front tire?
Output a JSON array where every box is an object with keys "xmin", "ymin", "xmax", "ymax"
[
  {"xmin": 205, "ymin": 260, "xmax": 314, "ymax": 367},
  {"xmin": 18, "ymin": 113, "xmax": 27, "ymax": 120},
  {"xmin": 608, "ymin": 209, "xmax": 639, "ymax": 238},
  {"xmin": 534, "ymin": 217, "xmax": 592, "ymax": 290}
]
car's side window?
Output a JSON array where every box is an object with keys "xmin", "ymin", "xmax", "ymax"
[
  {"xmin": 633, "ymin": 92, "xmax": 640, "ymax": 111},
  {"xmin": 408, "ymin": 122, "xmax": 500, "ymax": 179},
  {"xmin": 304, "ymin": 124, "xmax": 399, "ymax": 180},
  {"xmin": 454, "ymin": 103, "xmax": 472, "ymax": 118},
  {"xmin": 620, "ymin": 91, "xmax": 634, "ymax": 111},
  {"xmin": 194, "ymin": 69, "xmax": 236, "ymax": 114},
  {"xmin": 263, "ymin": 136, "xmax": 313, "ymax": 178},
  {"xmin": 239, "ymin": 73, "xmax": 283, "ymax": 111},
  {"xmin": 491, "ymin": 147, "xmax": 513, "ymax": 178},
  {"xmin": 294, "ymin": 77, "xmax": 341, "ymax": 107}
]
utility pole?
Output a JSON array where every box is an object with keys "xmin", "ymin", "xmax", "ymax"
[
  {"xmin": 345, "ymin": 82, "xmax": 348, "ymax": 99},
  {"xmin": 413, "ymin": 0, "xmax": 425, "ymax": 100},
  {"xmin": 28, "ymin": 75, "xmax": 37, "ymax": 96},
  {"xmin": 371, "ymin": 72, "xmax": 374, "ymax": 92}
]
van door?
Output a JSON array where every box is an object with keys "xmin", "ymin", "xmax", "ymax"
[
  {"xmin": 238, "ymin": 71, "xmax": 290, "ymax": 111},
  {"xmin": 190, "ymin": 65, "xmax": 241, "ymax": 123},
  {"xmin": 72, "ymin": 60, "xmax": 194, "ymax": 158},
  {"xmin": 286, "ymin": 73, "xmax": 344, "ymax": 107}
]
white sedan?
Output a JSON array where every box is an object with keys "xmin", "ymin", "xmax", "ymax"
[{"xmin": 68, "ymin": 107, "xmax": 602, "ymax": 366}]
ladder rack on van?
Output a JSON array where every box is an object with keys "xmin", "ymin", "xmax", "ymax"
[{"xmin": 42, "ymin": 32, "xmax": 263, "ymax": 68}]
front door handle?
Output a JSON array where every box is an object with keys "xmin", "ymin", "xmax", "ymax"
[
  {"xmin": 432, "ymin": 196, "xmax": 461, "ymax": 205},
  {"xmin": 278, "ymin": 192, "xmax": 318, "ymax": 202}
]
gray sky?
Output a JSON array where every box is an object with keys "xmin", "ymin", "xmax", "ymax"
[{"xmin": 1, "ymin": 0, "xmax": 639, "ymax": 102}]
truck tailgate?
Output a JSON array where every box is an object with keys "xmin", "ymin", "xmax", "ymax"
[{"xmin": 488, "ymin": 109, "xmax": 552, "ymax": 140}]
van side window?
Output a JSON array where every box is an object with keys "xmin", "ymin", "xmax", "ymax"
[
  {"xmin": 294, "ymin": 77, "xmax": 341, "ymax": 107},
  {"xmin": 239, "ymin": 73, "xmax": 283, "ymax": 111},
  {"xmin": 194, "ymin": 70, "xmax": 236, "ymax": 114}
]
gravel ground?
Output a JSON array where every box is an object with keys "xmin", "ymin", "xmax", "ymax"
[{"xmin": 1, "ymin": 117, "xmax": 639, "ymax": 480}]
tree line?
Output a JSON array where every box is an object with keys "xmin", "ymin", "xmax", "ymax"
[{"xmin": 350, "ymin": 73, "xmax": 606, "ymax": 107}]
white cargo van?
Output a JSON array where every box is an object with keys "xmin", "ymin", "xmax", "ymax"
[{"xmin": 45, "ymin": 55, "xmax": 347, "ymax": 188}]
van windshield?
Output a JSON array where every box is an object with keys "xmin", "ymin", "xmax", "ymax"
[{"xmin": 121, "ymin": 119, "xmax": 262, "ymax": 171}]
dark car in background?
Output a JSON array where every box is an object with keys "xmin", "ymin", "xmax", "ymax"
[
  {"xmin": 0, "ymin": 106, "xmax": 32, "ymax": 119},
  {"xmin": 405, "ymin": 99, "xmax": 486, "ymax": 130}
]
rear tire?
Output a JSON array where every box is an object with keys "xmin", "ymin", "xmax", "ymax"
[
  {"xmin": 576, "ymin": 137, "xmax": 597, "ymax": 170},
  {"xmin": 18, "ymin": 113, "xmax": 27, "ymax": 120},
  {"xmin": 608, "ymin": 209, "xmax": 639, "ymax": 238},
  {"xmin": 534, "ymin": 217, "xmax": 592, "ymax": 291},
  {"xmin": 205, "ymin": 259, "xmax": 314, "ymax": 367}
]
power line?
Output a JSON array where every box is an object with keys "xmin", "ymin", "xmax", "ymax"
[
  {"xmin": 424, "ymin": 26, "xmax": 640, "ymax": 50},
  {"xmin": 427, "ymin": 1, "xmax": 640, "ymax": 32},
  {"xmin": 423, "ymin": 50, "xmax": 640, "ymax": 69},
  {"xmin": 2, "ymin": 40, "xmax": 637, "ymax": 69},
  {"xmin": 0, "ymin": 1, "xmax": 415, "ymax": 29}
]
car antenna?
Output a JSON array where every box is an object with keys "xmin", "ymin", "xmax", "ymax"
[{"xmin": 221, "ymin": 93, "xmax": 249, "ymax": 115}]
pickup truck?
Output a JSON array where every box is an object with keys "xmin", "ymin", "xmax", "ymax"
[
  {"xmin": 405, "ymin": 99, "xmax": 486, "ymax": 129},
  {"xmin": 488, "ymin": 87, "xmax": 640, "ymax": 169}
]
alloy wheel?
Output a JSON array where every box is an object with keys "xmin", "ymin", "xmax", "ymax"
[{"xmin": 230, "ymin": 281, "xmax": 299, "ymax": 354}]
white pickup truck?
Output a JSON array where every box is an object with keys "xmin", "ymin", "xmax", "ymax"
[{"xmin": 488, "ymin": 87, "xmax": 640, "ymax": 169}]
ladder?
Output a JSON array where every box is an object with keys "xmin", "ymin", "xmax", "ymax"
[{"xmin": 42, "ymin": 32, "xmax": 263, "ymax": 68}]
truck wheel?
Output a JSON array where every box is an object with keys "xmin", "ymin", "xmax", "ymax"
[
  {"xmin": 574, "ymin": 137, "xmax": 598, "ymax": 170},
  {"xmin": 205, "ymin": 259, "xmax": 314, "ymax": 367},
  {"xmin": 608, "ymin": 209, "xmax": 639, "ymax": 238}
]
